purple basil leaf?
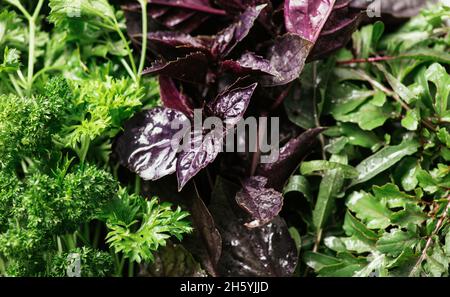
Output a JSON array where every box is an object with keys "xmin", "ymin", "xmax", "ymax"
[
  {"xmin": 210, "ymin": 177, "xmax": 298, "ymax": 276},
  {"xmin": 310, "ymin": 9, "xmax": 363, "ymax": 61},
  {"xmin": 261, "ymin": 33, "xmax": 313, "ymax": 87},
  {"xmin": 257, "ymin": 127, "xmax": 326, "ymax": 191},
  {"xmin": 208, "ymin": 82, "xmax": 258, "ymax": 126},
  {"xmin": 213, "ymin": 0, "xmax": 270, "ymax": 14},
  {"xmin": 142, "ymin": 52, "xmax": 209, "ymax": 83},
  {"xmin": 159, "ymin": 76, "xmax": 195, "ymax": 118},
  {"xmin": 148, "ymin": 0, "xmax": 227, "ymax": 15},
  {"xmin": 116, "ymin": 107, "xmax": 190, "ymax": 181},
  {"xmin": 221, "ymin": 52, "xmax": 280, "ymax": 77},
  {"xmin": 284, "ymin": 0, "xmax": 336, "ymax": 43},
  {"xmin": 177, "ymin": 129, "xmax": 224, "ymax": 191},
  {"xmin": 236, "ymin": 176, "xmax": 283, "ymax": 228},
  {"xmin": 177, "ymin": 82, "xmax": 257, "ymax": 190},
  {"xmin": 211, "ymin": 4, "xmax": 266, "ymax": 58},
  {"xmin": 145, "ymin": 31, "xmax": 212, "ymax": 58}
]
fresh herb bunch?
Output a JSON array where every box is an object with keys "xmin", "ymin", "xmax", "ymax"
[
  {"xmin": 0, "ymin": 0, "xmax": 191, "ymax": 277},
  {"xmin": 287, "ymin": 5, "xmax": 450, "ymax": 276}
]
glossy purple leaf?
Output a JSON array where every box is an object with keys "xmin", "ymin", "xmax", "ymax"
[
  {"xmin": 261, "ymin": 33, "xmax": 313, "ymax": 87},
  {"xmin": 177, "ymin": 83, "xmax": 257, "ymax": 190},
  {"xmin": 211, "ymin": 5, "xmax": 266, "ymax": 58},
  {"xmin": 146, "ymin": 31, "xmax": 212, "ymax": 58},
  {"xmin": 310, "ymin": 8, "xmax": 363, "ymax": 61},
  {"xmin": 148, "ymin": 0, "xmax": 227, "ymax": 15},
  {"xmin": 257, "ymin": 127, "xmax": 326, "ymax": 191},
  {"xmin": 236, "ymin": 176, "xmax": 283, "ymax": 228},
  {"xmin": 213, "ymin": 0, "xmax": 270, "ymax": 14},
  {"xmin": 159, "ymin": 76, "xmax": 195, "ymax": 118},
  {"xmin": 208, "ymin": 83, "xmax": 258, "ymax": 126},
  {"xmin": 177, "ymin": 129, "xmax": 224, "ymax": 191},
  {"xmin": 116, "ymin": 107, "xmax": 190, "ymax": 181},
  {"xmin": 210, "ymin": 177, "xmax": 298, "ymax": 276},
  {"xmin": 220, "ymin": 52, "xmax": 280, "ymax": 77},
  {"xmin": 284, "ymin": 0, "xmax": 336, "ymax": 43},
  {"xmin": 142, "ymin": 52, "xmax": 209, "ymax": 83}
]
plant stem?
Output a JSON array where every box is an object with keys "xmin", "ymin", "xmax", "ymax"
[
  {"xmin": 409, "ymin": 194, "xmax": 450, "ymax": 276},
  {"xmin": 337, "ymin": 56, "xmax": 396, "ymax": 65},
  {"xmin": 354, "ymin": 69, "xmax": 437, "ymax": 131},
  {"xmin": 137, "ymin": 0, "xmax": 148, "ymax": 79},
  {"xmin": 116, "ymin": 22, "xmax": 137, "ymax": 80},
  {"xmin": 24, "ymin": 0, "xmax": 45, "ymax": 94}
]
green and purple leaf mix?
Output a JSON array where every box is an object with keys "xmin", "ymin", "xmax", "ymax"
[{"xmin": 0, "ymin": 0, "xmax": 449, "ymax": 277}]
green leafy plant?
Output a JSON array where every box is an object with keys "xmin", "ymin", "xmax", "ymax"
[
  {"xmin": 0, "ymin": 0, "xmax": 190, "ymax": 277},
  {"xmin": 286, "ymin": 5, "xmax": 450, "ymax": 277}
]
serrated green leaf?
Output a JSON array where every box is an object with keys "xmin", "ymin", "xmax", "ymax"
[
  {"xmin": 391, "ymin": 204, "xmax": 426, "ymax": 227},
  {"xmin": 334, "ymin": 101, "xmax": 395, "ymax": 131},
  {"xmin": 347, "ymin": 191, "xmax": 392, "ymax": 229},
  {"xmin": 372, "ymin": 183, "xmax": 417, "ymax": 208},
  {"xmin": 376, "ymin": 229, "xmax": 420, "ymax": 257}
]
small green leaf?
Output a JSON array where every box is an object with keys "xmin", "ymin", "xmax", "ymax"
[
  {"xmin": 375, "ymin": 63, "xmax": 417, "ymax": 104},
  {"xmin": 391, "ymin": 204, "xmax": 426, "ymax": 227},
  {"xmin": 346, "ymin": 191, "xmax": 392, "ymax": 229},
  {"xmin": 401, "ymin": 109, "xmax": 420, "ymax": 131},
  {"xmin": 324, "ymin": 236, "xmax": 346, "ymax": 253},
  {"xmin": 300, "ymin": 160, "xmax": 358, "ymax": 178},
  {"xmin": 372, "ymin": 183, "xmax": 417, "ymax": 208},
  {"xmin": 339, "ymin": 123, "xmax": 380, "ymax": 150},
  {"xmin": 393, "ymin": 157, "xmax": 420, "ymax": 191},
  {"xmin": 312, "ymin": 155, "xmax": 351, "ymax": 231},
  {"xmin": 288, "ymin": 227, "xmax": 302, "ymax": 254},
  {"xmin": 351, "ymin": 139, "xmax": 420, "ymax": 186},
  {"xmin": 283, "ymin": 175, "xmax": 312, "ymax": 202},
  {"xmin": 425, "ymin": 63, "xmax": 450, "ymax": 116},
  {"xmin": 343, "ymin": 211, "xmax": 378, "ymax": 246},
  {"xmin": 376, "ymin": 229, "xmax": 419, "ymax": 257}
]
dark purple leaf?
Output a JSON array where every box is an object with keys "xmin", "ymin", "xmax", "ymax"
[
  {"xmin": 220, "ymin": 52, "xmax": 280, "ymax": 77},
  {"xmin": 211, "ymin": 5, "xmax": 266, "ymax": 57},
  {"xmin": 310, "ymin": 9, "xmax": 363, "ymax": 61},
  {"xmin": 142, "ymin": 177, "xmax": 222, "ymax": 276},
  {"xmin": 145, "ymin": 31, "xmax": 212, "ymax": 58},
  {"xmin": 236, "ymin": 176, "xmax": 283, "ymax": 228},
  {"xmin": 159, "ymin": 76, "xmax": 195, "ymax": 118},
  {"xmin": 116, "ymin": 107, "xmax": 190, "ymax": 181},
  {"xmin": 177, "ymin": 129, "xmax": 224, "ymax": 191},
  {"xmin": 257, "ymin": 127, "xmax": 326, "ymax": 191},
  {"xmin": 208, "ymin": 83, "xmax": 258, "ymax": 126},
  {"xmin": 261, "ymin": 33, "xmax": 313, "ymax": 87},
  {"xmin": 177, "ymin": 82, "xmax": 257, "ymax": 190},
  {"xmin": 284, "ymin": 0, "xmax": 336, "ymax": 43},
  {"xmin": 148, "ymin": 0, "xmax": 227, "ymax": 15},
  {"xmin": 142, "ymin": 52, "xmax": 209, "ymax": 83},
  {"xmin": 213, "ymin": 0, "xmax": 270, "ymax": 14},
  {"xmin": 210, "ymin": 177, "xmax": 298, "ymax": 276}
]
